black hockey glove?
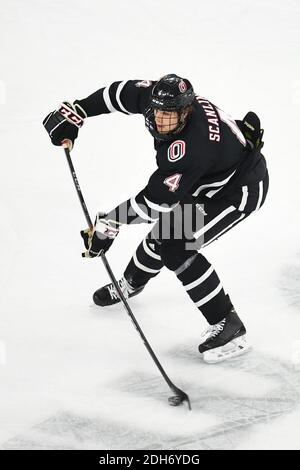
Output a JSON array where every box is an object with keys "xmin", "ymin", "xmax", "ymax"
[
  {"xmin": 239, "ymin": 111, "xmax": 264, "ymax": 150},
  {"xmin": 43, "ymin": 101, "xmax": 87, "ymax": 148},
  {"xmin": 80, "ymin": 213, "xmax": 121, "ymax": 258}
]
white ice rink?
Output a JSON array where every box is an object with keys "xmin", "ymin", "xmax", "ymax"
[{"xmin": 1, "ymin": 0, "xmax": 300, "ymax": 450}]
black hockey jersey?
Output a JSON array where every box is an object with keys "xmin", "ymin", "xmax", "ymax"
[{"xmin": 77, "ymin": 80, "xmax": 267, "ymax": 224}]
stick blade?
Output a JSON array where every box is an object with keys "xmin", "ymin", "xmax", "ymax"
[{"xmin": 168, "ymin": 390, "xmax": 191, "ymax": 410}]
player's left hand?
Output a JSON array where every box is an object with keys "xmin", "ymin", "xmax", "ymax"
[{"xmin": 80, "ymin": 213, "xmax": 120, "ymax": 258}]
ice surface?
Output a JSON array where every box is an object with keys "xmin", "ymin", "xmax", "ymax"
[{"xmin": 0, "ymin": 0, "xmax": 300, "ymax": 450}]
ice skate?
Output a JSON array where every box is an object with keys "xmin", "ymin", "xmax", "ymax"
[
  {"xmin": 93, "ymin": 276, "xmax": 144, "ymax": 306},
  {"xmin": 198, "ymin": 309, "xmax": 251, "ymax": 363}
]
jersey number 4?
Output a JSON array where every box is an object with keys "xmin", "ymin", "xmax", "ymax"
[{"xmin": 164, "ymin": 173, "xmax": 182, "ymax": 192}]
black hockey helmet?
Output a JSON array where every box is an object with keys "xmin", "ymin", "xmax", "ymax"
[{"xmin": 144, "ymin": 74, "xmax": 195, "ymax": 140}]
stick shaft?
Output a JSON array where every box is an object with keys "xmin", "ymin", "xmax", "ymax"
[{"xmin": 64, "ymin": 147, "xmax": 93, "ymax": 229}]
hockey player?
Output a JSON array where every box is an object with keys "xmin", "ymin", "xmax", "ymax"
[{"xmin": 43, "ymin": 74, "xmax": 269, "ymax": 363}]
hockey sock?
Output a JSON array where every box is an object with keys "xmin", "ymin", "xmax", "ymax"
[
  {"xmin": 176, "ymin": 253, "xmax": 232, "ymax": 325},
  {"xmin": 124, "ymin": 236, "xmax": 164, "ymax": 288}
]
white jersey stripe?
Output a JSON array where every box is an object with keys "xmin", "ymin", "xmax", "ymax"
[
  {"xmin": 143, "ymin": 196, "xmax": 176, "ymax": 213},
  {"xmin": 133, "ymin": 253, "xmax": 161, "ymax": 274},
  {"xmin": 238, "ymin": 186, "xmax": 248, "ymax": 212},
  {"xmin": 206, "ymin": 186, "xmax": 224, "ymax": 198},
  {"xmin": 255, "ymin": 181, "xmax": 264, "ymax": 211},
  {"xmin": 103, "ymin": 86, "xmax": 117, "ymax": 113},
  {"xmin": 184, "ymin": 266, "xmax": 214, "ymax": 291},
  {"xmin": 116, "ymin": 81, "xmax": 133, "ymax": 115},
  {"xmin": 192, "ymin": 170, "xmax": 236, "ymax": 197},
  {"xmin": 195, "ymin": 283, "xmax": 223, "ymax": 307},
  {"xmin": 130, "ymin": 197, "xmax": 158, "ymax": 222},
  {"xmin": 194, "ymin": 206, "xmax": 236, "ymax": 240},
  {"xmin": 202, "ymin": 213, "xmax": 246, "ymax": 248},
  {"xmin": 142, "ymin": 238, "xmax": 161, "ymax": 260}
]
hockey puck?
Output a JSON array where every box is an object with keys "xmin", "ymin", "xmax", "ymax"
[{"xmin": 168, "ymin": 395, "xmax": 184, "ymax": 406}]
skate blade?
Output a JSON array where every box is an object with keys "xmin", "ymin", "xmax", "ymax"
[{"xmin": 202, "ymin": 335, "xmax": 251, "ymax": 364}]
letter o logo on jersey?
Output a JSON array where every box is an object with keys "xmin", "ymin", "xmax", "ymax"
[
  {"xmin": 179, "ymin": 80, "xmax": 187, "ymax": 93},
  {"xmin": 167, "ymin": 140, "xmax": 186, "ymax": 162}
]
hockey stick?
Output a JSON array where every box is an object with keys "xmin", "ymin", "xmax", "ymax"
[{"xmin": 63, "ymin": 145, "xmax": 191, "ymax": 410}]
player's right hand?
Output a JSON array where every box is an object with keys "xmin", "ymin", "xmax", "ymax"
[
  {"xmin": 43, "ymin": 101, "xmax": 87, "ymax": 148},
  {"xmin": 80, "ymin": 213, "xmax": 120, "ymax": 258}
]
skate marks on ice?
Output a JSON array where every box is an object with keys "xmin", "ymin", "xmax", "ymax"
[
  {"xmin": 1, "ymin": 411, "xmax": 170, "ymax": 450},
  {"xmin": 278, "ymin": 253, "xmax": 300, "ymax": 310},
  {"xmin": 164, "ymin": 346, "xmax": 300, "ymax": 449},
  {"xmin": 0, "ymin": 411, "xmax": 199, "ymax": 451},
  {"xmin": 0, "ymin": 374, "xmax": 217, "ymax": 450},
  {"xmin": 114, "ymin": 350, "xmax": 300, "ymax": 449},
  {"xmin": 2, "ymin": 352, "xmax": 300, "ymax": 450},
  {"xmin": 1, "ymin": 413, "xmax": 109, "ymax": 450}
]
